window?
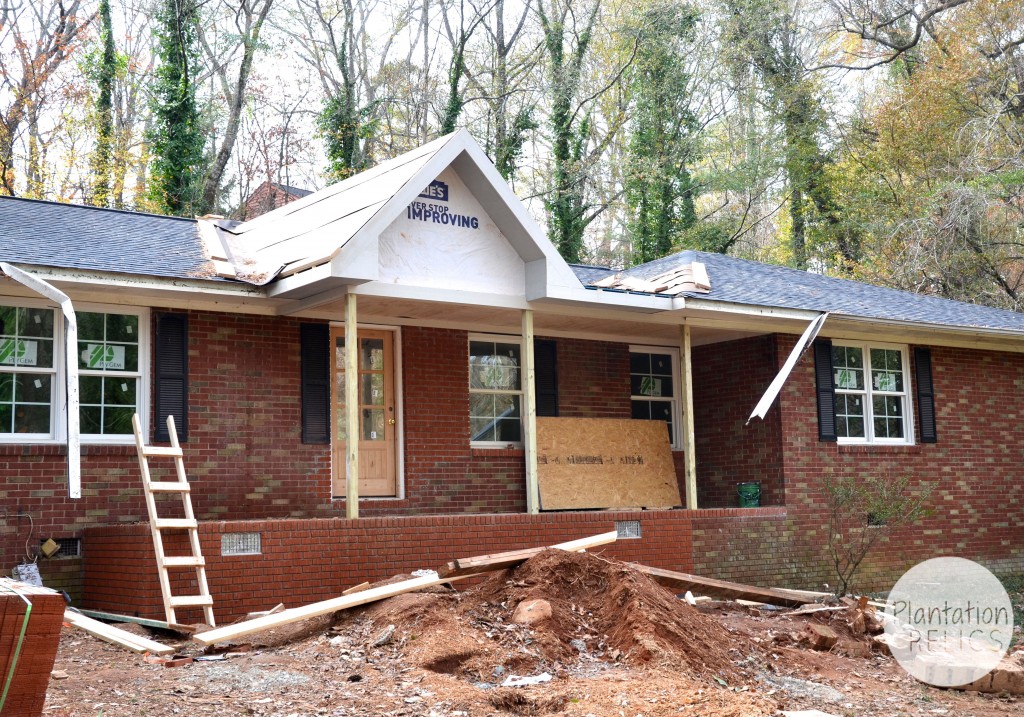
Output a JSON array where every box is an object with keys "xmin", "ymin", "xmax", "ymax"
[
  {"xmin": 832, "ymin": 343, "xmax": 912, "ymax": 443},
  {"xmin": 469, "ymin": 336, "xmax": 522, "ymax": 445},
  {"xmin": 630, "ymin": 347, "xmax": 681, "ymax": 449},
  {"xmin": 78, "ymin": 311, "xmax": 142, "ymax": 436},
  {"xmin": 0, "ymin": 300, "xmax": 148, "ymax": 442}
]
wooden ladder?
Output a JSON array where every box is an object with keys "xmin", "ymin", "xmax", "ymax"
[{"xmin": 132, "ymin": 414, "xmax": 216, "ymax": 627}]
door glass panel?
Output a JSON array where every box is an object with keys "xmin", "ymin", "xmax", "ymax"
[
  {"xmin": 361, "ymin": 374, "xmax": 384, "ymax": 405},
  {"xmin": 334, "ymin": 337, "xmax": 346, "ymax": 367},
  {"xmin": 361, "ymin": 339, "xmax": 384, "ymax": 370},
  {"xmin": 335, "ymin": 407, "xmax": 348, "ymax": 440},
  {"xmin": 362, "ymin": 408, "xmax": 385, "ymax": 440}
]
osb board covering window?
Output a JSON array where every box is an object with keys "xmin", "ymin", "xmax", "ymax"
[{"xmin": 536, "ymin": 418, "xmax": 681, "ymax": 510}]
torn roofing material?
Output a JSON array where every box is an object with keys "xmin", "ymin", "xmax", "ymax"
[
  {"xmin": 0, "ymin": 195, "xmax": 218, "ymax": 281},
  {"xmin": 574, "ymin": 250, "xmax": 1024, "ymax": 333},
  {"xmin": 216, "ymin": 133, "xmax": 459, "ymax": 284}
]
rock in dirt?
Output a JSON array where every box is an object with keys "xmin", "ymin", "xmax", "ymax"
[
  {"xmin": 802, "ymin": 623, "xmax": 839, "ymax": 651},
  {"xmin": 371, "ymin": 624, "xmax": 395, "ymax": 647},
  {"xmin": 511, "ymin": 599, "xmax": 552, "ymax": 625}
]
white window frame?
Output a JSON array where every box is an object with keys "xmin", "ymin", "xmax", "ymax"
[
  {"xmin": 469, "ymin": 333, "xmax": 524, "ymax": 448},
  {"xmin": 0, "ymin": 298, "xmax": 149, "ymax": 445},
  {"xmin": 833, "ymin": 341, "xmax": 914, "ymax": 446},
  {"xmin": 629, "ymin": 345, "xmax": 683, "ymax": 451}
]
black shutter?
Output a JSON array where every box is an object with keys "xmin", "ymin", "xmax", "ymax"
[
  {"xmin": 813, "ymin": 339, "xmax": 837, "ymax": 442},
  {"xmin": 914, "ymin": 347, "xmax": 937, "ymax": 443},
  {"xmin": 300, "ymin": 323, "xmax": 331, "ymax": 444},
  {"xmin": 154, "ymin": 313, "xmax": 188, "ymax": 442},
  {"xmin": 534, "ymin": 339, "xmax": 558, "ymax": 417}
]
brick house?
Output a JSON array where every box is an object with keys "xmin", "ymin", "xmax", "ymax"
[
  {"xmin": 241, "ymin": 180, "xmax": 313, "ymax": 219},
  {"xmin": 1, "ymin": 131, "xmax": 1022, "ymax": 620}
]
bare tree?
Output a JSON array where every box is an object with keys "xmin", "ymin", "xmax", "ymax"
[
  {"xmin": 196, "ymin": 0, "xmax": 275, "ymax": 212},
  {"xmin": 0, "ymin": 0, "xmax": 93, "ymax": 195}
]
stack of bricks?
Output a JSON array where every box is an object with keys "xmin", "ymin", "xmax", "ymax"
[{"xmin": 0, "ymin": 579, "xmax": 66, "ymax": 717}]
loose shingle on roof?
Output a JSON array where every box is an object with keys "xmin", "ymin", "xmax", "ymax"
[
  {"xmin": 0, "ymin": 196, "xmax": 218, "ymax": 281},
  {"xmin": 573, "ymin": 250, "xmax": 1024, "ymax": 332}
]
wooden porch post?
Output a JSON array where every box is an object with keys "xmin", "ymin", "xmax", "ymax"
[
  {"xmin": 345, "ymin": 292, "xmax": 360, "ymax": 518},
  {"xmin": 522, "ymin": 309, "xmax": 540, "ymax": 514},
  {"xmin": 680, "ymin": 323, "xmax": 698, "ymax": 509}
]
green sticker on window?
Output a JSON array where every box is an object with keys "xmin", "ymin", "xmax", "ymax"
[
  {"xmin": 0, "ymin": 338, "xmax": 38, "ymax": 366},
  {"xmin": 84, "ymin": 344, "xmax": 125, "ymax": 370}
]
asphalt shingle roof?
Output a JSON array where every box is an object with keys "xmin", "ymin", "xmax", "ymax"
[
  {"xmin": 0, "ymin": 196, "xmax": 217, "ymax": 281},
  {"xmin": 573, "ymin": 250, "xmax": 1024, "ymax": 332}
]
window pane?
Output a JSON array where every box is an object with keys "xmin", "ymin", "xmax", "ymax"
[
  {"xmin": 496, "ymin": 418, "xmax": 521, "ymax": 442},
  {"xmin": 872, "ymin": 395, "xmax": 905, "ymax": 439},
  {"xmin": 0, "ymin": 373, "xmax": 13, "ymax": 401},
  {"xmin": 470, "ymin": 393, "xmax": 495, "ymax": 418},
  {"xmin": 19, "ymin": 308, "xmax": 53, "ymax": 338},
  {"xmin": 103, "ymin": 407, "xmax": 134, "ymax": 435},
  {"xmin": 106, "ymin": 314, "xmax": 138, "ymax": 343},
  {"xmin": 470, "ymin": 416, "xmax": 495, "ymax": 442},
  {"xmin": 104, "ymin": 377, "xmax": 137, "ymax": 406},
  {"xmin": 650, "ymin": 400, "xmax": 672, "ymax": 422},
  {"xmin": 650, "ymin": 354, "xmax": 673, "ymax": 376},
  {"xmin": 871, "ymin": 348, "xmax": 903, "ymax": 392},
  {"xmin": 630, "ymin": 352, "xmax": 651, "ymax": 374},
  {"xmin": 836, "ymin": 393, "xmax": 866, "ymax": 438},
  {"xmin": 0, "ymin": 404, "xmax": 11, "ymax": 432},
  {"xmin": 77, "ymin": 312, "xmax": 105, "ymax": 341},
  {"xmin": 17, "ymin": 405, "xmax": 50, "ymax": 433},
  {"xmin": 832, "ymin": 346, "xmax": 865, "ymax": 390},
  {"xmin": 81, "ymin": 406, "xmax": 103, "ymax": 434},
  {"xmin": 15, "ymin": 374, "xmax": 50, "ymax": 403},
  {"xmin": 0, "ymin": 306, "xmax": 15, "ymax": 337},
  {"xmin": 79, "ymin": 376, "xmax": 102, "ymax": 404},
  {"xmin": 631, "ymin": 400, "xmax": 651, "ymax": 420}
]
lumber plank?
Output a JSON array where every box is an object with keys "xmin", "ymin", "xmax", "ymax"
[
  {"xmin": 193, "ymin": 573, "xmax": 470, "ymax": 645},
  {"xmin": 632, "ymin": 564, "xmax": 814, "ymax": 608},
  {"xmin": 77, "ymin": 609, "xmax": 195, "ymax": 634},
  {"xmin": 64, "ymin": 610, "xmax": 176, "ymax": 655},
  {"xmin": 437, "ymin": 530, "xmax": 619, "ymax": 578},
  {"xmin": 194, "ymin": 531, "xmax": 619, "ymax": 646},
  {"xmin": 342, "ymin": 582, "xmax": 371, "ymax": 596}
]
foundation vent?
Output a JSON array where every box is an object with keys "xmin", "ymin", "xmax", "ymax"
[
  {"xmin": 615, "ymin": 520, "xmax": 642, "ymax": 539},
  {"xmin": 221, "ymin": 532, "xmax": 261, "ymax": 556},
  {"xmin": 44, "ymin": 537, "xmax": 81, "ymax": 558}
]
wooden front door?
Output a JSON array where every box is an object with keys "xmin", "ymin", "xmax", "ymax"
[{"xmin": 330, "ymin": 327, "xmax": 397, "ymax": 497}]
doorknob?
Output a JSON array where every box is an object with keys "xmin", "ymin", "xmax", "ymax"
[{"xmin": 388, "ymin": 418, "xmax": 396, "ymax": 425}]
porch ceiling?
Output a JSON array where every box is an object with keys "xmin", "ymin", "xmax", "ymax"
[{"xmin": 303, "ymin": 293, "xmax": 765, "ymax": 347}]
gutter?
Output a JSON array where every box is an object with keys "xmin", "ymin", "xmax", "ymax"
[{"xmin": 0, "ymin": 263, "xmax": 81, "ymax": 498}]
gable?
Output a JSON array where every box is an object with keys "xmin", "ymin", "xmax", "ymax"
[{"xmin": 377, "ymin": 167, "xmax": 526, "ymax": 295}]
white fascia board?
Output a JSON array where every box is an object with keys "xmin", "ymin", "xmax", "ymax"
[
  {"xmin": 0, "ymin": 265, "xmax": 264, "ymax": 299},
  {"xmin": 747, "ymin": 312, "xmax": 828, "ymax": 424},
  {"xmin": 674, "ymin": 297, "xmax": 821, "ymax": 322},
  {"xmin": 829, "ymin": 313, "xmax": 1024, "ymax": 342},
  {"xmin": 351, "ymin": 281, "xmax": 531, "ymax": 310}
]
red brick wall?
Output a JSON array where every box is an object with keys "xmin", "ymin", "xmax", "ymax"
[
  {"xmin": 705, "ymin": 336, "xmax": 1024, "ymax": 594},
  {"xmin": 82, "ymin": 509, "xmax": 751, "ymax": 622},
  {"xmin": 692, "ymin": 336, "xmax": 785, "ymax": 508}
]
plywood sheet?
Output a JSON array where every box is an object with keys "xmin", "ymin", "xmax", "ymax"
[{"xmin": 536, "ymin": 418, "xmax": 681, "ymax": 510}]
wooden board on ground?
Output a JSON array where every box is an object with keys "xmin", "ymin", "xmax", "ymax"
[
  {"xmin": 437, "ymin": 530, "xmax": 618, "ymax": 578},
  {"xmin": 193, "ymin": 530, "xmax": 618, "ymax": 646},
  {"xmin": 632, "ymin": 564, "xmax": 814, "ymax": 608},
  {"xmin": 64, "ymin": 610, "xmax": 176, "ymax": 655},
  {"xmin": 536, "ymin": 418, "xmax": 681, "ymax": 510},
  {"xmin": 77, "ymin": 608, "xmax": 195, "ymax": 634}
]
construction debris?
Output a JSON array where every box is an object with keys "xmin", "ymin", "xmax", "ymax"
[
  {"xmin": 77, "ymin": 608, "xmax": 195, "ymax": 635},
  {"xmin": 194, "ymin": 531, "xmax": 618, "ymax": 646},
  {"xmin": 63, "ymin": 610, "xmax": 175, "ymax": 655},
  {"xmin": 632, "ymin": 564, "xmax": 816, "ymax": 607},
  {"xmin": 437, "ymin": 530, "xmax": 617, "ymax": 578}
]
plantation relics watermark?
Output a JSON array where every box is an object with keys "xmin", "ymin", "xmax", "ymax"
[{"xmin": 883, "ymin": 557, "xmax": 1013, "ymax": 687}]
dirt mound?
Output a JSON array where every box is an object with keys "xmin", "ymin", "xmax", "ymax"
[
  {"xmin": 466, "ymin": 549, "xmax": 752, "ymax": 678},
  {"xmin": 346, "ymin": 549, "xmax": 759, "ymax": 687}
]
